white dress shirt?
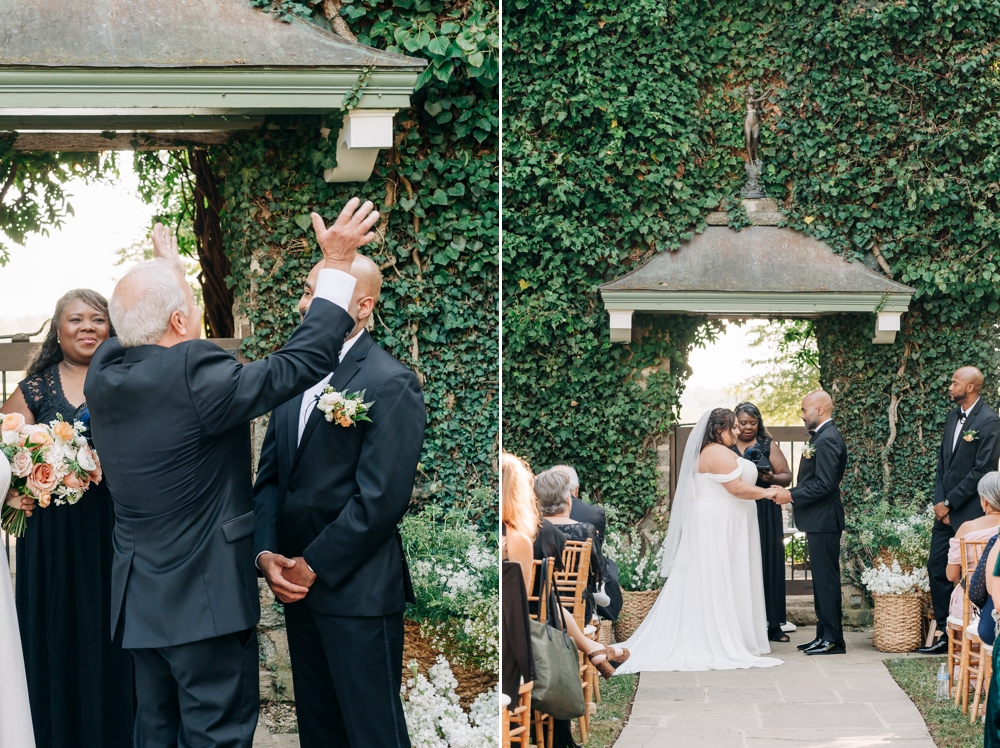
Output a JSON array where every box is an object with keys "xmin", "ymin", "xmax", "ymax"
[
  {"xmin": 953, "ymin": 398, "xmax": 980, "ymax": 452},
  {"xmin": 296, "ymin": 332, "xmax": 361, "ymax": 445}
]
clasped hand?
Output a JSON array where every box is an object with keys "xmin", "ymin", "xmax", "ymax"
[
  {"xmin": 259, "ymin": 552, "xmax": 318, "ymax": 603},
  {"xmin": 764, "ymin": 486, "xmax": 793, "ymax": 505}
]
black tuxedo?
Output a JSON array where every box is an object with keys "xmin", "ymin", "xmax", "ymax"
[
  {"xmin": 928, "ymin": 399, "xmax": 1000, "ymax": 628},
  {"xmin": 85, "ymin": 297, "xmax": 354, "ymax": 748},
  {"xmin": 570, "ymin": 497, "xmax": 606, "ymax": 545},
  {"xmin": 254, "ymin": 329, "xmax": 425, "ymax": 748},
  {"xmin": 790, "ymin": 421, "xmax": 847, "ymax": 646}
]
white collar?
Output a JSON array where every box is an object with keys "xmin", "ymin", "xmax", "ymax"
[
  {"xmin": 813, "ymin": 418, "xmax": 833, "ymax": 434},
  {"xmin": 959, "ymin": 398, "xmax": 980, "ymax": 418},
  {"xmin": 338, "ymin": 330, "xmax": 363, "ymax": 363}
]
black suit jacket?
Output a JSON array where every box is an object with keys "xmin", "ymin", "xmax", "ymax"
[
  {"xmin": 790, "ymin": 421, "xmax": 847, "ymax": 533},
  {"xmin": 934, "ymin": 399, "xmax": 1000, "ymax": 528},
  {"xmin": 253, "ymin": 330, "xmax": 425, "ymax": 617},
  {"xmin": 85, "ymin": 298, "xmax": 354, "ymax": 649},
  {"xmin": 570, "ymin": 498, "xmax": 606, "ymax": 547}
]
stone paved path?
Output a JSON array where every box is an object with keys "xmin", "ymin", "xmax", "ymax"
[
  {"xmin": 253, "ymin": 726, "xmax": 299, "ymax": 747},
  {"xmin": 613, "ymin": 627, "xmax": 937, "ymax": 748}
]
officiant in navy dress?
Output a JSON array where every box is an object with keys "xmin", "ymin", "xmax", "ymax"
[{"xmin": 730, "ymin": 402, "xmax": 793, "ymax": 643}]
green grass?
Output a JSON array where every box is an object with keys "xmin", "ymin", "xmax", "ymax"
[
  {"xmin": 885, "ymin": 657, "xmax": 983, "ymax": 748},
  {"xmin": 575, "ymin": 673, "xmax": 638, "ymax": 748}
]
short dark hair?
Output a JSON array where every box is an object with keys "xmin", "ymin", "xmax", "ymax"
[{"xmin": 701, "ymin": 408, "xmax": 736, "ymax": 450}]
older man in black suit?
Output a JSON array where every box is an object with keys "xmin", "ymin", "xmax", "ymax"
[
  {"xmin": 253, "ymin": 255, "xmax": 425, "ymax": 748},
  {"xmin": 918, "ymin": 366, "xmax": 1000, "ymax": 654},
  {"xmin": 85, "ymin": 199, "xmax": 380, "ymax": 748}
]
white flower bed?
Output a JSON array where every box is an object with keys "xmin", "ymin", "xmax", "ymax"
[
  {"xmin": 860, "ymin": 558, "xmax": 930, "ymax": 596},
  {"xmin": 402, "ymin": 656, "xmax": 498, "ymax": 748}
]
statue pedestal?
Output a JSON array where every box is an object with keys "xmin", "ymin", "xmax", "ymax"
[{"xmin": 741, "ymin": 159, "xmax": 765, "ymax": 198}]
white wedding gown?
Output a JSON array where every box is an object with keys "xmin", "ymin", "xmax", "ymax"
[
  {"xmin": 616, "ymin": 456, "xmax": 782, "ymax": 672},
  {"xmin": 0, "ymin": 455, "xmax": 36, "ymax": 746}
]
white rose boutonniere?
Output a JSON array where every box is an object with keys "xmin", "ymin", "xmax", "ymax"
[
  {"xmin": 802, "ymin": 444, "xmax": 816, "ymax": 460},
  {"xmin": 316, "ymin": 387, "xmax": 373, "ymax": 427}
]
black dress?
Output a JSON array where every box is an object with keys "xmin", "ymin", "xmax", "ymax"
[
  {"xmin": 732, "ymin": 437, "xmax": 787, "ymax": 638},
  {"xmin": 18, "ymin": 365, "xmax": 134, "ymax": 748}
]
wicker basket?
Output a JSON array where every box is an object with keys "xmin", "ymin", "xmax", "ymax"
[
  {"xmin": 598, "ymin": 620, "xmax": 613, "ymax": 646},
  {"xmin": 872, "ymin": 592, "xmax": 925, "ymax": 652},
  {"xmin": 613, "ymin": 589, "xmax": 662, "ymax": 642}
]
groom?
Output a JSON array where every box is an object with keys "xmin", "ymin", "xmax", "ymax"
[
  {"xmin": 253, "ymin": 254, "xmax": 425, "ymax": 748},
  {"xmin": 85, "ymin": 198, "xmax": 379, "ymax": 747},
  {"xmin": 775, "ymin": 390, "xmax": 847, "ymax": 655}
]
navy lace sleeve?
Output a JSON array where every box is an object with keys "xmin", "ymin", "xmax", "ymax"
[{"xmin": 969, "ymin": 534, "xmax": 998, "ymax": 609}]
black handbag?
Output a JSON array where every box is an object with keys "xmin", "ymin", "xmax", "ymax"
[{"xmin": 529, "ymin": 558, "xmax": 586, "ymax": 720}]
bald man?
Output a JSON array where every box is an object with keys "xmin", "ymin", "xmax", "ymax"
[
  {"xmin": 253, "ymin": 254, "xmax": 425, "ymax": 748},
  {"xmin": 919, "ymin": 366, "xmax": 1000, "ymax": 654},
  {"xmin": 775, "ymin": 390, "xmax": 848, "ymax": 655}
]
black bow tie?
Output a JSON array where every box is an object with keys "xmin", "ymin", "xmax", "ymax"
[
  {"xmin": 958, "ymin": 409, "xmax": 969, "ymax": 422},
  {"xmin": 808, "ymin": 429, "xmax": 816, "ymax": 436}
]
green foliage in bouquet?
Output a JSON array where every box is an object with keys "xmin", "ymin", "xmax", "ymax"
[
  {"xmin": 503, "ymin": 0, "xmax": 1000, "ymax": 530},
  {"xmin": 400, "ymin": 489, "xmax": 498, "ymax": 675},
  {"xmin": 214, "ymin": 0, "xmax": 498, "ymax": 503},
  {"xmin": 604, "ymin": 527, "xmax": 665, "ymax": 592}
]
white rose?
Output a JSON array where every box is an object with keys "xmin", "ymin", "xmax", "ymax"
[
  {"xmin": 343, "ymin": 400, "xmax": 358, "ymax": 417},
  {"xmin": 1, "ymin": 430, "xmax": 18, "ymax": 446},
  {"xmin": 77, "ymin": 446, "xmax": 97, "ymax": 472}
]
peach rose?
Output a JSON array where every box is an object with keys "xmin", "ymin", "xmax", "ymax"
[
  {"xmin": 37, "ymin": 492, "xmax": 51, "ymax": 509},
  {"xmin": 10, "ymin": 451, "xmax": 32, "ymax": 478},
  {"xmin": 2, "ymin": 412, "xmax": 24, "ymax": 432},
  {"xmin": 52, "ymin": 421, "xmax": 75, "ymax": 442},
  {"xmin": 26, "ymin": 463, "xmax": 57, "ymax": 495},
  {"xmin": 63, "ymin": 472, "xmax": 85, "ymax": 489},
  {"xmin": 337, "ymin": 414, "xmax": 353, "ymax": 427},
  {"xmin": 27, "ymin": 430, "xmax": 53, "ymax": 448}
]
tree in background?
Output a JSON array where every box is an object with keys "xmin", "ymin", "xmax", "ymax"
[{"xmin": 725, "ymin": 320, "xmax": 821, "ymax": 426}]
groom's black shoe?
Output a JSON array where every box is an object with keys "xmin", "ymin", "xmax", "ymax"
[
  {"xmin": 797, "ymin": 637, "xmax": 822, "ymax": 651},
  {"xmin": 804, "ymin": 640, "xmax": 846, "ymax": 655},
  {"xmin": 916, "ymin": 635, "xmax": 948, "ymax": 655}
]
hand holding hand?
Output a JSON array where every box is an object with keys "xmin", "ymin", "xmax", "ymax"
[
  {"xmin": 771, "ymin": 487, "xmax": 793, "ymax": 505},
  {"xmin": 151, "ymin": 222, "xmax": 181, "ymax": 266},
  {"xmin": 6, "ymin": 489, "xmax": 35, "ymax": 517},
  {"xmin": 258, "ymin": 552, "xmax": 310, "ymax": 603},
  {"xmin": 310, "ymin": 198, "xmax": 380, "ymax": 274},
  {"xmin": 283, "ymin": 556, "xmax": 318, "ymax": 589},
  {"xmin": 933, "ymin": 502, "xmax": 950, "ymax": 523}
]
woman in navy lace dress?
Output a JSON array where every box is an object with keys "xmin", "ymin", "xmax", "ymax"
[{"xmin": 0, "ymin": 290, "xmax": 133, "ymax": 748}]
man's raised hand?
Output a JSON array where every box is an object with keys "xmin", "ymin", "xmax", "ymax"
[
  {"xmin": 310, "ymin": 198, "xmax": 380, "ymax": 274},
  {"xmin": 151, "ymin": 222, "xmax": 181, "ymax": 266}
]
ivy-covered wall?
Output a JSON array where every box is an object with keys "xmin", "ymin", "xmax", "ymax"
[
  {"xmin": 216, "ymin": 0, "xmax": 498, "ymax": 502},
  {"xmin": 503, "ymin": 0, "xmax": 1000, "ymax": 524}
]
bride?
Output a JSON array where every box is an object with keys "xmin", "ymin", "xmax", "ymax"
[
  {"xmin": 616, "ymin": 408, "xmax": 784, "ymax": 672},
  {"xmin": 0, "ymin": 453, "xmax": 35, "ymax": 745}
]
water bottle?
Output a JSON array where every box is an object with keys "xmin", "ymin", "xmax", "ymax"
[{"xmin": 936, "ymin": 663, "xmax": 949, "ymax": 700}]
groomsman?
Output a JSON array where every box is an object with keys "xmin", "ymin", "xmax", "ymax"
[
  {"xmin": 918, "ymin": 366, "xmax": 1000, "ymax": 654},
  {"xmin": 775, "ymin": 390, "xmax": 847, "ymax": 655}
]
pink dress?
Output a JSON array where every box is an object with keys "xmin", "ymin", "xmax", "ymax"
[{"xmin": 949, "ymin": 526, "xmax": 1000, "ymax": 620}]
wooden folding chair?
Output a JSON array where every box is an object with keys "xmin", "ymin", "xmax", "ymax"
[
  {"xmin": 969, "ymin": 631, "xmax": 993, "ymax": 723},
  {"xmin": 557, "ymin": 539, "xmax": 594, "ymax": 743},
  {"xmin": 955, "ymin": 538, "xmax": 990, "ymax": 712},
  {"xmin": 505, "ymin": 680, "xmax": 532, "ymax": 746}
]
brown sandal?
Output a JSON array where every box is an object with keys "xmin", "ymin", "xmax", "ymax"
[
  {"xmin": 604, "ymin": 646, "xmax": 630, "ymax": 665},
  {"xmin": 587, "ymin": 651, "xmax": 616, "ymax": 678}
]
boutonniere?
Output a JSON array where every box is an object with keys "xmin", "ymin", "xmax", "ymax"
[
  {"xmin": 802, "ymin": 444, "xmax": 816, "ymax": 460},
  {"xmin": 963, "ymin": 429, "xmax": 979, "ymax": 443},
  {"xmin": 316, "ymin": 387, "xmax": 373, "ymax": 427}
]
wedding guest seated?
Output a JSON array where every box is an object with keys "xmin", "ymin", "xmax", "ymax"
[
  {"xmin": 534, "ymin": 467, "xmax": 606, "ymax": 618},
  {"xmin": 501, "ymin": 454, "xmax": 627, "ymax": 679},
  {"xmin": 945, "ymin": 471, "xmax": 1000, "ymax": 623},
  {"xmin": 970, "ymin": 534, "xmax": 999, "ymax": 645}
]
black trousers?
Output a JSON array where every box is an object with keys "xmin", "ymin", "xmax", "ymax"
[
  {"xmin": 131, "ymin": 629, "xmax": 259, "ymax": 748},
  {"xmin": 928, "ymin": 519, "xmax": 956, "ymax": 629},
  {"xmin": 285, "ymin": 602, "xmax": 410, "ymax": 748},
  {"xmin": 807, "ymin": 531, "xmax": 843, "ymax": 645}
]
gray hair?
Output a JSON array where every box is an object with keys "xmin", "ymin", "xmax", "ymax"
[
  {"xmin": 551, "ymin": 464, "xmax": 580, "ymax": 492},
  {"xmin": 979, "ymin": 472, "xmax": 1000, "ymax": 512},
  {"xmin": 534, "ymin": 468, "xmax": 573, "ymax": 516},
  {"xmin": 110, "ymin": 259, "xmax": 190, "ymax": 348}
]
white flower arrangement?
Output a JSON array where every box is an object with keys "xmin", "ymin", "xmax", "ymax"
[
  {"xmin": 860, "ymin": 558, "xmax": 930, "ymax": 596},
  {"xmin": 604, "ymin": 527, "xmax": 665, "ymax": 591},
  {"xmin": 402, "ymin": 656, "xmax": 498, "ymax": 748}
]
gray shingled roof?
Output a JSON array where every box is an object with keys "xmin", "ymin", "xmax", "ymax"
[
  {"xmin": 600, "ymin": 226, "xmax": 915, "ymax": 295},
  {"xmin": 0, "ymin": 0, "xmax": 424, "ymax": 69}
]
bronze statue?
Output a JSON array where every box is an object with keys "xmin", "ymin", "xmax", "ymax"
[{"xmin": 743, "ymin": 85, "xmax": 772, "ymax": 166}]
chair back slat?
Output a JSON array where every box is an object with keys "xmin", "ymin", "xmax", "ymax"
[
  {"xmin": 556, "ymin": 539, "xmax": 592, "ymax": 630},
  {"xmin": 527, "ymin": 558, "xmax": 553, "ymax": 622}
]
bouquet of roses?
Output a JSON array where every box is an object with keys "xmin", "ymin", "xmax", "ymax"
[{"xmin": 0, "ymin": 412, "xmax": 102, "ymax": 537}]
